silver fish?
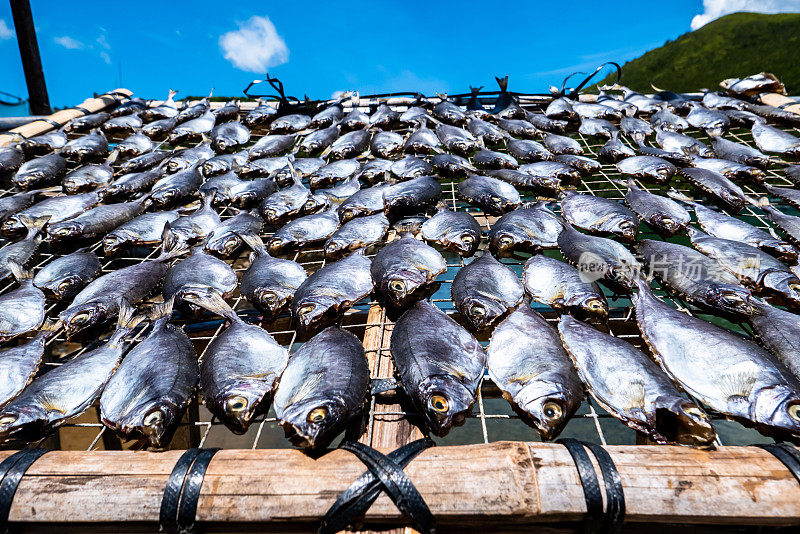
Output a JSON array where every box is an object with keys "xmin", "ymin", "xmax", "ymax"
[
  {"xmin": 324, "ymin": 213, "xmax": 389, "ymax": 258},
  {"xmin": 162, "ymin": 193, "xmax": 220, "ymax": 249},
  {"xmin": 13, "ymin": 153, "xmax": 67, "ymax": 189},
  {"xmin": 598, "ymin": 134, "xmax": 636, "ymax": 163},
  {"xmin": 310, "ymin": 104, "xmax": 344, "ymax": 129},
  {"xmin": 65, "ymin": 112, "xmax": 110, "ymax": 133},
  {"xmin": 309, "ymin": 159, "xmax": 360, "ymax": 189},
  {"xmin": 0, "ymin": 215, "xmax": 49, "ymax": 280},
  {"xmin": 383, "ymin": 176, "xmax": 442, "ymax": 220},
  {"xmin": 0, "ymin": 190, "xmax": 46, "ymax": 222},
  {"xmin": 162, "ymin": 247, "xmax": 237, "ymax": 313},
  {"xmin": 485, "ymin": 168, "xmax": 562, "ymax": 194},
  {"xmin": 210, "ymin": 121, "xmax": 250, "ymax": 153},
  {"xmin": 356, "ymin": 158, "xmax": 393, "ymax": 185},
  {"xmin": 507, "ymin": 138, "xmax": 552, "ymax": 162},
  {"xmin": 679, "ymin": 167, "xmax": 745, "ymax": 213},
  {"xmin": 432, "ymin": 153, "xmax": 477, "ymax": 179},
  {"xmin": 141, "ymin": 117, "xmax": 177, "ymax": 140},
  {"xmin": 47, "ymin": 195, "xmax": 150, "ymax": 242},
  {"xmin": 622, "ymin": 179, "xmax": 690, "ymax": 236},
  {"xmin": 242, "ymin": 100, "xmax": 277, "ymax": 128},
  {"xmin": 34, "ymin": 249, "xmax": 100, "ymax": 300},
  {"xmin": 749, "ymin": 300, "xmax": 800, "ymax": 381},
  {"xmin": 543, "ymin": 133, "xmax": 583, "ymax": 156},
  {"xmin": 139, "ymin": 90, "xmax": 179, "ymax": 122},
  {"xmin": 620, "ymin": 116, "xmax": 653, "ymax": 143},
  {"xmin": 249, "ymin": 134, "xmax": 296, "ymax": 160},
  {"xmin": 371, "ymin": 131, "xmax": 404, "ymax": 159},
  {"xmin": 433, "ymin": 98, "xmax": 467, "ymax": 125},
  {"xmin": 260, "ymin": 176, "xmax": 312, "ymax": 226},
  {"xmin": 686, "ymin": 103, "xmax": 729, "ymax": 135},
  {"xmin": 370, "ymin": 102, "xmax": 399, "ymax": 129},
  {"xmin": 435, "ymin": 123, "xmax": 479, "ymax": 155},
  {"xmin": 523, "ymin": 255, "xmax": 607, "ymax": 322},
  {"xmin": 458, "ymin": 174, "xmax": 521, "ymax": 215},
  {"xmin": 421, "ymin": 206, "xmax": 482, "ymax": 257},
  {"xmin": 2, "ymin": 192, "xmax": 100, "ymax": 235},
  {"xmin": 561, "ymin": 191, "xmax": 638, "ymax": 241},
  {"xmin": 0, "ymin": 265, "xmax": 46, "ymax": 342},
  {"xmin": 163, "ymin": 143, "xmax": 214, "ymax": 174},
  {"xmin": 118, "ymin": 150, "xmax": 169, "ymax": 174},
  {"xmin": 103, "ymin": 209, "xmax": 181, "ymax": 255},
  {"xmin": 62, "ymin": 163, "xmax": 113, "ymax": 194},
  {"xmin": 488, "ymin": 204, "xmax": 562, "ymax": 256},
  {"xmin": 518, "ymin": 161, "xmax": 581, "ymax": 185},
  {"xmin": 473, "ymin": 148, "xmax": 518, "ymax": 170},
  {"xmin": 466, "ymin": 118, "xmax": 508, "ymax": 146},
  {"xmin": 497, "ymin": 118, "xmax": 538, "ymax": 139},
  {"xmin": 656, "ymin": 129, "xmax": 713, "ymax": 157},
  {"xmin": 338, "ymin": 185, "xmax": 387, "ymax": 223},
  {"xmin": 404, "ymin": 124, "xmax": 442, "ymax": 154},
  {"xmin": 710, "ymin": 136, "xmax": 770, "ymax": 168},
  {"xmin": 341, "ymin": 109, "xmax": 370, "ymax": 131},
  {"xmin": 203, "ymin": 210, "xmax": 263, "ymax": 258},
  {"xmin": 578, "ymin": 118, "xmax": 617, "ymax": 139},
  {"xmin": 390, "ymin": 155, "xmax": 432, "ymax": 180},
  {"xmin": 150, "ymin": 165, "xmax": 203, "ymax": 207},
  {"xmin": 545, "ymin": 97, "xmax": 576, "ymax": 120},
  {"xmin": 61, "ymin": 130, "xmax": 109, "ymax": 163},
  {"xmin": 0, "ymin": 146, "xmax": 24, "ymax": 177},
  {"xmin": 201, "ymin": 150, "xmax": 248, "ymax": 177},
  {"xmin": 117, "ymin": 133, "xmax": 153, "ymax": 159},
  {"xmin": 691, "ymin": 156, "xmax": 765, "ymax": 182},
  {"xmin": 19, "ymin": 131, "xmax": 67, "ymax": 156},
  {"xmin": 269, "ymin": 113, "xmax": 311, "ymax": 134},
  {"xmin": 371, "ymin": 234, "xmax": 445, "ymax": 308},
  {"xmin": 240, "ymin": 234, "xmax": 307, "ymax": 318},
  {"xmin": 451, "ymin": 253, "xmax": 524, "ymax": 331},
  {"xmin": 0, "ymin": 330, "xmax": 51, "ymax": 409},
  {"xmin": 268, "ymin": 208, "xmax": 339, "ymax": 254},
  {"xmin": 752, "ymin": 119, "xmax": 800, "ymax": 157}
]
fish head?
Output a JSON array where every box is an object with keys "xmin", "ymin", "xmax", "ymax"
[
  {"xmin": 102, "ymin": 234, "xmax": 126, "ymax": 256},
  {"xmin": 126, "ymin": 401, "xmax": 182, "ymax": 449},
  {"xmin": 417, "ymin": 376, "xmax": 474, "ymax": 437},
  {"xmin": 491, "ymin": 231, "xmax": 518, "ymax": 256},
  {"xmin": 652, "ymin": 397, "xmax": 716, "ymax": 448},
  {"xmin": 202, "ymin": 160, "xmax": 227, "ymax": 177},
  {"xmin": 565, "ymin": 293, "xmax": 608, "ymax": 322},
  {"xmin": 253, "ymin": 287, "xmax": 292, "ymax": 318},
  {"xmin": 294, "ymin": 296, "xmax": 337, "ymax": 330},
  {"xmin": 653, "ymin": 213, "xmax": 683, "ymax": 235},
  {"xmin": 303, "ymin": 194, "xmax": 329, "ymax": 214},
  {"xmin": 705, "ymin": 284, "xmax": 755, "ymax": 316},
  {"xmin": 267, "ymin": 236, "xmax": 292, "ymax": 255},
  {"xmin": 14, "ymin": 171, "xmax": 44, "ymax": 189},
  {"xmin": 323, "ymin": 239, "xmax": 347, "ymax": 258},
  {"xmin": 212, "ymin": 137, "xmax": 232, "ymax": 153},
  {"xmin": 381, "ymin": 269, "xmax": 427, "ymax": 307},
  {"xmin": 206, "ymin": 233, "xmax": 242, "ymax": 258},
  {"xmin": 216, "ymin": 384, "xmax": 273, "ymax": 435},
  {"xmin": 42, "ymin": 274, "xmax": 85, "ymax": 300},
  {"xmin": 1, "ymin": 217, "xmax": 24, "ymax": 236},
  {"xmin": 62, "ymin": 178, "xmax": 87, "ymax": 194},
  {"xmin": 231, "ymin": 191, "xmax": 259, "ymax": 208},
  {"xmin": 60, "ymin": 302, "xmax": 107, "ymax": 336},
  {"xmin": 752, "ymin": 385, "xmax": 800, "ymax": 438},
  {"xmin": 166, "ymin": 159, "xmax": 188, "ymax": 174},
  {"xmin": 338, "ymin": 206, "xmax": 363, "ymax": 223},
  {"xmin": 48, "ymin": 222, "xmax": 82, "ymax": 240},
  {"xmin": 151, "ymin": 187, "xmax": 180, "ymax": 207},
  {"xmin": 763, "ymin": 272, "xmax": 800, "ymax": 309},
  {"xmin": 513, "ymin": 381, "xmax": 577, "ymax": 441},
  {"xmin": 446, "ymin": 230, "xmax": 479, "ymax": 256},
  {"xmin": 608, "ymin": 216, "xmax": 638, "ymax": 241},
  {"xmin": 718, "ymin": 190, "xmax": 744, "ymax": 212},
  {"xmin": 760, "ymin": 240, "xmax": 798, "ymax": 264},
  {"xmin": 278, "ymin": 397, "xmax": 347, "ymax": 449},
  {"xmin": 459, "ymin": 295, "xmax": 507, "ymax": 331},
  {"xmin": 0, "ymin": 406, "xmax": 49, "ymax": 445}
]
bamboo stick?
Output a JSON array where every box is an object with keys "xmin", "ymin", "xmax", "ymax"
[
  {"xmin": 759, "ymin": 92, "xmax": 800, "ymax": 115},
  {"xmin": 0, "ymin": 443, "xmax": 797, "ymax": 530},
  {"xmin": 0, "ymin": 88, "xmax": 133, "ymax": 147}
]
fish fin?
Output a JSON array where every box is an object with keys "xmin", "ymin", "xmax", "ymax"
[
  {"xmin": 17, "ymin": 214, "xmax": 50, "ymax": 234},
  {"xmin": 621, "ymin": 380, "xmax": 647, "ymax": 411},
  {"xmin": 105, "ymin": 148, "xmax": 120, "ymax": 166},
  {"xmin": 159, "ymin": 236, "xmax": 190, "ymax": 260},
  {"xmin": 718, "ymin": 361, "xmax": 759, "ymax": 401},
  {"xmin": 149, "ymin": 297, "xmax": 175, "ymax": 321},
  {"xmin": 286, "ymin": 371, "xmax": 325, "ymax": 405},
  {"xmin": 650, "ymin": 82, "xmax": 666, "ymax": 93},
  {"xmin": 39, "ymin": 318, "xmax": 63, "ymax": 335},
  {"xmin": 181, "ymin": 290, "xmax": 238, "ymax": 322},
  {"xmin": 8, "ymin": 261, "xmax": 31, "ymax": 282}
]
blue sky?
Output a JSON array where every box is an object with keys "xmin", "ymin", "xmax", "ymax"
[{"xmin": 0, "ymin": 0, "xmax": 798, "ymax": 108}]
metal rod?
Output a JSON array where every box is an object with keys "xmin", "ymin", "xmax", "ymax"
[{"xmin": 10, "ymin": 0, "xmax": 51, "ymax": 115}]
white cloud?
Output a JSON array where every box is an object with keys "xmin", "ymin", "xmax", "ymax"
[
  {"xmin": 219, "ymin": 16, "xmax": 289, "ymax": 72},
  {"xmin": 691, "ymin": 0, "xmax": 800, "ymax": 30},
  {"xmin": 0, "ymin": 19, "xmax": 13, "ymax": 40},
  {"xmin": 54, "ymin": 35, "xmax": 84, "ymax": 49}
]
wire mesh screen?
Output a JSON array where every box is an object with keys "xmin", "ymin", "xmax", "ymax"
[{"xmin": 2, "ymin": 95, "xmax": 799, "ymax": 453}]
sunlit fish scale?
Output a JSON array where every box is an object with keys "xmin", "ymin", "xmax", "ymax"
[
  {"xmin": 162, "ymin": 247, "xmax": 237, "ymax": 313},
  {"xmin": 390, "ymin": 156, "xmax": 432, "ymax": 181},
  {"xmin": 541, "ymin": 133, "xmax": 582, "ymax": 156},
  {"xmin": 749, "ymin": 300, "xmax": 800, "ymax": 382},
  {"xmin": 451, "ymin": 253, "xmax": 523, "ymax": 332},
  {"xmin": 685, "ymin": 103, "xmax": 730, "ymax": 135},
  {"xmin": 199, "ymin": 171, "xmax": 245, "ymax": 205},
  {"xmin": 691, "ymin": 156, "xmax": 765, "ymax": 182},
  {"xmin": 432, "ymin": 154, "xmax": 477, "ymax": 179},
  {"xmin": 557, "ymin": 222, "xmax": 642, "ymax": 292},
  {"xmin": 99, "ymin": 299, "xmax": 198, "ymax": 449},
  {"xmin": 269, "ymin": 113, "xmax": 311, "ymax": 134},
  {"xmin": 239, "ymin": 234, "xmax": 307, "ymax": 318},
  {"xmin": 523, "ymin": 255, "xmax": 607, "ymax": 322},
  {"xmin": 201, "ymin": 150, "xmax": 248, "ymax": 177},
  {"xmin": 435, "ymin": 123, "xmax": 479, "ymax": 155},
  {"xmin": 637, "ymin": 238, "xmax": 754, "ymax": 317},
  {"xmin": 61, "ymin": 130, "xmax": 109, "ymax": 163},
  {"xmin": 2, "ymin": 192, "xmax": 100, "ymax": 236},
  {"xmin": 324, "ymin": 213, "xmax": 389, "ymax": 258},
  {"xmin": 489, "ymin": 303, "xmax": 583, "ymax": 440},
  {"xmin": 710, "ymin": 136, "xmax": 771, "ymax": 168},
  {"xmin": 330, "ymin": 130, "xmax": 370, "ymax": 160},
  {"xmin": 0, "ymin": 302, "xmax": 140, "ymax": 444},
  {"xmin": 62, "ymin": 163, "xmax": 113, "ymax": 194},
  {"xmin": 371, "ymin": 131, "xmax": 404, "ymax": 159},
  {"xmin": 458, "ymin": 174, "xmax": 521, "ymax": 215},
  {"xmin": 390, "ymin": 300, "xmax": 485, "ymax": 437},
  {"xmin": 0, "ymin": 265, "xmax": 46, "ymax": 343},
  {"xmin": 687, "ymin": 227, "xmax": 800, "ymax": 310},
  {"xmin": 292, "ymin": 251, "xmax": 373, "ymax": 331},
  {"xmin": 309, "ymin": 159, "xmax": 360, "ymax": 189},
  {"xmin": 616, "ymin": 155, "xmax": 675, "ymax": 184},
  {"xmin": 259, "ymin": 176, "xmax": 311, "ymax": 226},
  {"xmin": 518, "ymin": 161, "xmax": 581, "ymax": 186},
  {"xmin": 210, "ymin": 121, "xmax": 250, "ymax": 153},
  {"xmin": 64, "ymin": 112, "xmax": 110, "ymax": 133},
  {"xmin": 598, "ymin": 135, "xmax": 635, "ymax": 163},
  {"xmin": 0, "ymin": 190, "xmax": 46, "ymax": 223},
  {"xmin": 751, "ymin": 119, "xmax": 800, "ymax": 157},
  {"xmin": 656, "ymin": 129, "xmax": 713, "ymax": 157},
  {"xmin": 382, "ymin": 176, "xmax": 442, "ymax": 220},
  {"xmin": 267, "ymin": 209, "xmax": 340, "ymax": 255},
  {"xmin": 488, "ymin": 203, "xmax": 562, "ymax": 257},
  {"xmin": 162, "ymin": 193, "xmax": 220, "ymax": 249},
  {"xmin": 524, "ymin": 112, "xmax": 567, "ymax": 134},
  {"xmin": 433, "ymin": 98, "xmax": 467, "ymax": 125},
  {"xmin": 203, "ymin": 210, "xmax": 263, "ymax": 258},
  {"xmin": 622, "ymin": 179, "xmax": 689, "ymax": 236},
  {"xmin": 371, "ymin": 234, "xmax": 445, "ymax": 308},
  {"xmin": 632, "ymin": 277, "xmax": 800, "ymax": 441},
  {"xmin": 497, "ymin": 118, "xmax": 538, "ymax": 139},
  {"xmin": 13, "ymin": 153, "xmax": 67, "ymax": 189},
  {"xmin": 150, "ymin": 164, "xmax": 203, "ymax": 207},
  {"xmin": 370, "ymin": 102, "xmax": 399, "ymax": 129},
  {"xmin": 163, "ymin": 143, "xmax": 215, "ymax": 174},
  {"xmin": 466, "ymin": 118, "xmax": 508, "ymax": 146},
  {"xmin": 141, "ymin": 117, "xmax": 177, "ymax": 140},
  {"xmin": 102, "ymin": 168, "xmax": 161, "ymax": 200},
  {"xmin": 101, "ymin": 114, "xmax": 142, "ymax": 138},
  {"xmin": 249, "ymin": 134, "xmax": 296, "ymax": 160},
  {"xmin": 242, "ymin": 100, "xmax": 277, "ymax": 128},
  {"xmin": 421, "ymin": 206, "xmax": 482, "ymax": 257},
  {"xmin": 578, "ymin": 118, "xmax": 617, "ymax": 139},
  {"xmin": 504, "ymin": 139, "xmax": 550, "ymax": 163},
  {"xmin": 59, "ymin": 245, "xmax": 185, "ymax": 337},
  {"xmin": 341, "ymin": 109, "xmax": 370, "ymax": 131},
  {"xmin": 274, "ymin": 326, "xmax": 369, "ymax": 449},
  {"xmin": 404, "ymin": 125, "xmax": 441, "ymax": 154},
  {"xmin": 619, "ymin": 116, "xmax": 653, "ymax": 144},
  {"xmin": 317, "ymin": 175, "xmax": 361, "ymax": 204},
  {"xmin": 561, "ymin": 191, "xmax": 638, "ymax": 241},
  {"xmin": 34, "ymin": 249, "xmax": 100, "ymax": 301},
  {"xmin": 19, "ymin": 131, "xmax": 67, "ymax": 157},
  {"xmin": 572, "ymin": 102, "xmax": 621, "ymax": 120},
  {"xmin": 0, "ymin": 330, "xmax": 51, "ymax": 409},
  {"xmin": 0, "ymin": 215, "xmax": 48, "ymax": 281},
  {"xmin": 103, "ymin": 209, "xmax": 181, "ymax": 256},
  {"xmin": 679, "ymin": 167, "xmax": 746, "ymax": 213},
  {"xmin": 558, "ymin": 315, "xmax": 715, "ymax": 447},
  {"xmin": 309, "ymin": 103, "xmax": 343, "ymax": 129}
]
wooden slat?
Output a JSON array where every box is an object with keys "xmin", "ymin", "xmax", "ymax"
[
  {"xmin": 760, "ymin": 92, "xmax": 800, "ymax": 115},
  {"xmin": 0, "ymin": 443, "xmax": 798, "ymax": 529}
]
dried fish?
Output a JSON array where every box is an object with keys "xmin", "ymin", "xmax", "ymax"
[
  {"xmin": 680, "ymin": 167, "xmax": 745, "ymax": 213},
  {"xmin": 240, "ymin": 234, "xmax": 307, "ymax": 318},
  {"xmin": 421, "ymin": 206, "xmax": 482, "ymax": 257},
  {"xmin": 621, "ymin": 179, "xmax": 690, "ymax": 236},
  {"xmin": 371, "ymin": 234, "xmax": 445, "ymax": 308},
  {"xmin": 383, "ymin": 176, "xmax": 442, "ymax": 220},
  {"xmin": 0, "ymin": 265, "xmax": 46, "ymax": 342},
  {"xmin": 451, "ymin": 253, "xmax": 524, "ymax": 331},
  {"xmin": 268, "ymin": 209, "xmax": 339, "ymax": 254},
  {"xmin": 523, "ymin": 255, "xmax": 607, "ymax": 322},
  {"xmin": 458, "ymin": 174, "xmax": 521, "ymax": 215},
  {"xmin": 561, "ymin": 191, "xmax": 638, "ymax": 241},
  {"xmin": 488, "ymin": 203, "xmax": 562, "ymax": 256},
  {"xmin": 62, "ymin": 164, "xmax": 113, "ymax": 194},
  {"xmin": 324, "ymin": 213, "xmax": 389, "ymax": 258},
  {"xmin": 33, "ymin": 248, "xmax": 101, "ymax": 300}
]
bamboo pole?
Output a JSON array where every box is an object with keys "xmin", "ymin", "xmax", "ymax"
[
  {"xmin": 759, "ymin": 93, "xmax": 800, "ymax": 115},
  {"xmin": 0, "ymin": 443, "xmax": 797, "ymax": 531},
  {"xmin": 0, "ymin": 88, "xmax": 133, "ymax": 147}
]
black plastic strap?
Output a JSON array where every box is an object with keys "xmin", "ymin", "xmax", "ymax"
[
  {"xmin": 159, "ymin": 448, "xmax": 220, "ymax": 534},
  {"xmin": 370, "ymin": 377, "xmax": 398, "ymax": 395},
  {"xmin": 73, "ymin": 106, "xmax": 92, "ymax": 115},
  {"xmin": 33, "ymin": 118, "xmax": 62, "ymax": 128},
  {"xmin": 558, "ymin": 438, "xmax": 603, "ymax": 534},
  {"xmin": 778, "ymin": 101, "xmax": 799, "ymax": 110},
  {"xmin": 332, "ymin": 440, "xmax": 435, "ymax": 534},
  {"xmin": 756, "ymin": 443, "xmax": 800, "ymax": 485},
  {"xmin": 0, "ymin": 448, "xmax": 49, "ymax": 533},
  {"xmin": 320, "ymin": 438, "xmax": 434, "ymax": 534},
  {"xmin": 583, "ymin": 442, "xmax": 625, "ymax": 534}
]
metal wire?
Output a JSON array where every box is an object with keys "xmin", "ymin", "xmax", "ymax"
[{"xmin": 1, "ymin": 97, "xmax": 798, "ymax": 452}]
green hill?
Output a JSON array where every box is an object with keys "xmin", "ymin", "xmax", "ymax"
[{"xmin": 595, "ymin": 12, "xmax": 800, "ymax": 95}]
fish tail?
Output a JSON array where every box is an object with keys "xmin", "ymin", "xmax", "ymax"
[
  {"xmin": 116, "ymin": 298, "xmax": 144, "ymax": 331},
  {"xmin": 39, "ymin": 318, "xmax": 63, "ymax": 338},
  {"xmin": 182, "ymin": 290, "xmax": 238, "ymax": 322},
  {"xmin": 8, "ymin": 261, "xmax": 32, "ymax": 282},
  {"xmin": 149, "ymin": 297, "xmax": 175, "ymax": 321},
  {"xmin": 17, "ymin": 214, "xmax": 50, "ymax": 235},
  {"xmin": 239, "ymin": 232, "xmax": 267, "ymax": 254},
  {"xmin": 666, "ymin": 189, "xmax": 695, "ymax": 205}
]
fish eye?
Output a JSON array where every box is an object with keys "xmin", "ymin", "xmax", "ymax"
[
  {"xmin": 298, "ymin": 304, "xmax": 315, "ymax": 316},
  {"xmin": 54, "ymin": 226, "xmax": 74, "ymax": 236},
  {"xmin": 307, "ymin": 407, "xmax": 329, "ymax": 424},
  {"xmin": 490, "ymin": 196, "xmax": 502, "ymax": 203},
  {"xmin": 586, "ymin": 298, "xmax": 604, "ymax": 311},
  {"xmin": 429, "ymin": 394, "xmax": 449, "ymax": 413},
  {"xmin": 461, "ymin": 234, "xmax": 474, "ymax": 245},
  {"xmin": 789, "ymin": 404, "xmax": 800, "ymax": 422},
  {"xmin": 259, "ymin": 290, "xmax": 278, "ymax": 303},
  {"xmin": 498, "ymin": 236, "xmax": 513, "ymax": 247},
  {"xmin": 684, "ymin": 406, "xmax": 707, "ymax": 420},
  {"xmin": 70, "ymin": 311, "xmax": 92, "ymax": 325},
  {"xmin": 143, "ymin": 409, "xmax": 164, "ymax": 427},
  {"xmin": 790, "ymin": 284, "xmax": 800, "ymax": 293},
  {"xmin": 225, "ymin": 396, "xmax": 248, "ymax": 413},
  {"xmin": 542, "ymin": 401, "xmax": 563, "ymax": 421},
  {"xmin": 389, "ymin": 279, "xmax": 406, "ymax": 293},
  {"xmin": 470, "ymin": 303, "xmax": 486, "ymax": 317},
  {"xmin": 721, "ymin": 292, "xmax": 745, "ymax": 304},
  {"xmin": 0, "ymin": 415, "xmax": 17, "ymax": 426},
  {"xmin": 223, "ymin": 236, "xmax": 239, "ymax": 250},
  {"xmin": 265, "ymin": 209, "xmax": 277, "ymax": 218},
  {"xmin": 57, "ymin": 280, "xmax": 73, "ymax": 293}
]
